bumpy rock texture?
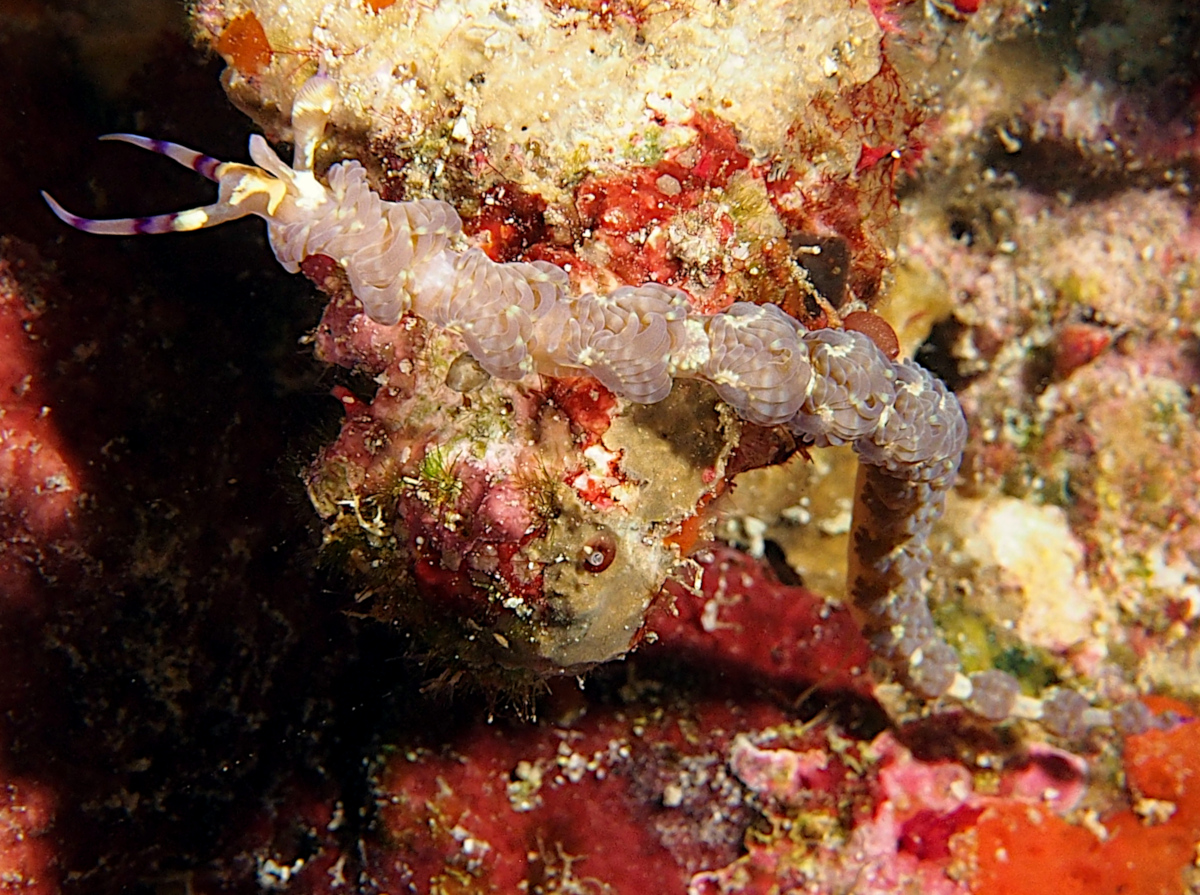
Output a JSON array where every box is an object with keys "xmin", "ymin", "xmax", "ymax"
[{"xmin": 193, "ymin": 0, "xmax": 914, "ymax": 313}]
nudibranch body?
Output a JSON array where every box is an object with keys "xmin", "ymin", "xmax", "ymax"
[{"xmin": 45, "ymin": 75, "xmax": 1119, "ymax": 737}]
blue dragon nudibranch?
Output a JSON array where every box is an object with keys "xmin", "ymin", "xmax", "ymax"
[{"xmin": 44, "ymin": 75, "xmax": 1119, "ymax": 735}]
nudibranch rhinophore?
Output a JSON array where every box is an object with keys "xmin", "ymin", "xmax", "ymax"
[{"xmin": 44, "ymin": 75, "xmax": 1126, "ymax": 737}]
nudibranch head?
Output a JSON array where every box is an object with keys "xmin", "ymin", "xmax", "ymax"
[{"xmin": 41, "ymin": 74, "xmax": 341, "ymax": 241}]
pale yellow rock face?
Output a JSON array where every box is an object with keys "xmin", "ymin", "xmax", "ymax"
[
  {"xmin": 197, "ymin": 0, "xmax": 910, "ymax": 319},
  {"xmin": 955, "ymin": 496, "xmax": 1103, "ymax": 653},
  {"xmin": 197, "ymin": 0, "xmax": 883, "ymax": 202}
]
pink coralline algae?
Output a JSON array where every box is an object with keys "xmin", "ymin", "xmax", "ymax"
[
  {"xmin": 357, "ymin": 548, "xmax": 1109, "ymax": 895},
  {"xmin": 689, "ymin": 726, "xmax": 1096, "ymax": 895}
]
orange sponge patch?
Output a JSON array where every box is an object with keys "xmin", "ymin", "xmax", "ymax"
[
  {"xmin": 215, "ymin": 12, "xmax": 272, "ymax": 77},
  {"xmin": 964, "ymin": 719, "xmax": 1200, "ymax": 895}
]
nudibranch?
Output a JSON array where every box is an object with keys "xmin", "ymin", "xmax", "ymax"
[{"xmin": 44, "ymin": 76, "xmax": 1123, "ymax": 736}]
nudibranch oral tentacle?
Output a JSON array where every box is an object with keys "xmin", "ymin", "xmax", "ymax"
[
  {"xmin": 42, "ymin": 77, "xmax": 1118, "ymax": 738},
  {"xmin": 99, "ymin": 135, "xmax": 226, "ymax": 181},
  {"xmin": 41, "ymin": 77, "xmax": 340, "ymax": 240}
]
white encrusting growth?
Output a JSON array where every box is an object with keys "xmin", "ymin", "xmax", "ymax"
[{"xmin": 42, "ymin": 76, "xmax": 1123, "ymax": 736}]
